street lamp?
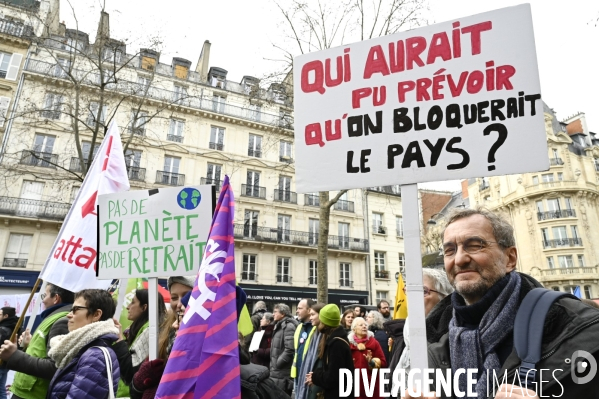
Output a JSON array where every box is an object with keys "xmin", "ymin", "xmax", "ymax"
[{"xmin": 427, "ymin": 212, "xmax": 444, "ymax": 226}]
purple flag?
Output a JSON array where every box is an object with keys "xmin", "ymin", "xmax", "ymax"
[{"xmin": 156, "ymin": 176, "xmax": 240, "ymax": 399}]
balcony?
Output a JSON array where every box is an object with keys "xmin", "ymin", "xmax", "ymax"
[
  {"xmin": 525, "ymin": 180, "xmax": 579, "ymax": 194},
  {"xmin": 167, "ymin": 134, "xmax": 183, "ymax": 143},
  {"xmin": 2, "ymin": 258, "xmax": 28, "ymax": 268},
  {"xmin": 333, "ymin": 199, "xmax": 354, "ymax": 212},
  {"xmin": 24, "ymin": 59, "xmax": 295, "ymax": 130},
  {"xmin": 201, "ymin": 177, "xmax": 223, "ymax": 191},
  {"xmin": 368, "ymin": 186, "xmax": 401, "ymax": 196},
  {"xmin": 375, "ymin": 270, "xmax": 390, "ymax": 279},
  {"xmin": 280, "ymin": 155, "xmax": 293, "ymax": 163},
  {"xmin": 0, "ymin": 196, "xmax": 70, "ymax": 220},
  {"xmin": 308, "ymin": 277, "xmax": 317, "ymax": 285},
  {"xmin": 127, "ymin": 166, "xmax": 146, "ymax": 182},
  {"xmin": 69, "ymin": 157, "xmax": 91, "ymax": 172},
  {"xmin": 41, "ymin": 110, "xmax": 60, "ymax": 120},
  {"xmin": 128, "ymin": 126, "xmax": 145, "ymax": 136},
  {"xmin": 479, "ymin": 182, "xmax": 490, "ymax": 191},
  {"xmin": 248, "ymin": 148, "xmax": 262, "ymax": 158},
  {"xmin": 209, "ymin": 142, "xmax": 224, "ymax": 151},
  {"xmin": 233, "ymin": 224, "xmax": 369, "ymax": 252},
  {"xmin": 156, "ymin": 171, "xmax": 185, "ymax": 186},
  {"xmin": 533, "ymin": 266, "xmax": 599, "ymax": 283},
  {"xmin": 276, "ymin": 274, "xmax": 292, "ymax": 283},
  {"xmin": 550, "ymin": 158, "xmax": 564, "ymax": 166},
  {"xmin": 274, "ymin": 189, "xmax": 297, "ymax": 204},
  {"xmin": 20, "ymin": 150, "xmax": 58, "ymax": 168},
  {"xmin": 241, "ymin": 184, "xmax": 266, "ymax": 199},
  {"xmin": 537, "ymin": 209, "xmax": 576, "ymax": 221},
  {"xmin": 304, "ymin": 194, "xmax": 320, "ymax": 207},
  {"xmin": 339, "ymin": 279, "xmax": 353, "ymax": 288},
  {"xmin": 241, "ymin": 271, "xmax": 257, "ymax": 281},
  {"xmin": 542, "ymin": 238, "xmax": 583, "ymax": 249},
  {"xmin": 0, "ymin": 18, "xmax": 33, "ymax": 38}
]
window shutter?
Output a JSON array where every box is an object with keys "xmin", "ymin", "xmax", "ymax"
[{"xmin": 5, "ymin": 53, "xmax": 22, "ymax": 81}]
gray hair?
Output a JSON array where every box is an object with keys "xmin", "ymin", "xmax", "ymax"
[
  {"xmin": 274, "ymin": 303, "xmax": 291, "ymax": 317},
  {"xmin": 253, "ymin": 301, "xmax": 267, "ymax": 313},
  {"xmin": 441, "ymin": 207, "xmax": 515, "ymax": 248},
  {"xmin": 350, "ymin": 316, "xmax": 367, "ymax": 332},
  {"xmin": 262, "ymin": 312, "xmax": 274, "ymax": 323},
  {"xmin": 367, "ymin": 310, "xmax": 385, "ymax": 330},
  {"xmin": 423, "ymin": 268, "xmax": 454, "ymax": 297}
]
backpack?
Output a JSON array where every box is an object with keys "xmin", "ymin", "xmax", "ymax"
[{"xmin": 513, "ymin": 288, "xmax": 579, "ymax": 389}]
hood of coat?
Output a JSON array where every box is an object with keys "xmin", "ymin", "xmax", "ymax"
[
  {"xmin": 348, "ymin": 330, "xmax": 374, "ymax": 345},
  {"xmin": 0, "ymin": 315, "xmax": 18, "ymax": 331}
]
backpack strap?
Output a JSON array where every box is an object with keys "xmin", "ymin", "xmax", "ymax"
[
  {"xmin": 94, "ymin": 346, "xmax": 115, "ymax": 399},
  {"xmin": 514, "ymin": 288, "xmax": 578, "ymax": 389}
]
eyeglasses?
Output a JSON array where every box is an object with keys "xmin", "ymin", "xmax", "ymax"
[
  {"xmin": 40, "ymin": 293, "xmax": 46, "ymax": 300},
  {"xmin": 442, "ymin": 237, "xmax": 502, "ymax": 258},
  {"xmin": 69, "ymin": 306, "xmax": 89, "ymax": 314},
  {"xmin": 403, "ymin": 286, "xmax": 444, "ymax": 296}
]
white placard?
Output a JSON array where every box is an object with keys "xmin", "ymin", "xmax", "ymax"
[
  {"xmin": 293, "ymin": 4, "xmax": 547, "ymax": 193},
  {"xmin": 97, "ymin": 186, "xmax": 214, "ymax": 279},
  {"xmin": 248, "ymin": 330, "xmax": 265, "ymax": 352}
]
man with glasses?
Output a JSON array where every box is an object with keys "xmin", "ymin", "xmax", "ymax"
[
  {"xmin": 377, "ymin": 300, "xmax": 392, "ymax": 321},
  {"xmin": 0, "ymin": 283, "xmax": 73, "ymax": 399},
  {"xmin": 405, "ymin": 208, "xmax": 599, "ymax": 398}
]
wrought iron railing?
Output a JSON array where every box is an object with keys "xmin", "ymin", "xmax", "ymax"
[
  {"xmin": 209, "ymin": 142, "xmax": 224, "ymax": 151},
  {"xmin": 0, "ymin": 196, "xmax": 70, "ymax": 220},
  {"xmin": 69, "ymin": 157, "xmax": 92, "ymax": 172},
  {"xmin": 276, "ymin": 274, "xmax": 292, "ymax": 283},
  {"xmin": 368, "ymin": 186, "xmax": 401, "ymax": 196},
  {"xmin": 2, "ymin": 258, "xmax": 28, "ymax": 268},
  {"xmin": 279, "ymin": 155, "xmax": 293, "ymax": 163},
  {"xmin": 333, "ymin": 200, "xmax": 354, "ymax": 212},
  {"xmin": 127, "ymin": 166, "xmax": 146, "ymax": 182},
  {"xmin": 542, "ymin": 238, "xmax": 583, "ymax": 248},
  {"xmin": 20, "ymin": 150, "xmax": 58, "ymax": 168},
  {"xmin": 550, "ymin": 158, "xmax": 564, "ymax": 166},
  {"xmin": 375, "ymin": 270, "xmax": 390, "ymax": 279},
  {"xmin": 167, "ymin": 134, "xmax": 183, "ymax": 143},
  {"xmin": 156, "ymin": 171, "xmax": 185, "ymax": 186},
  {"xmin": 241, "ymin": 271, "xmax": 257, "ymax": 281},
  {"xmin": 339, "ymin": 279, "xmax": 353, "ymax": 288},
  {"xmin": 232, "ymin": 224, "xmax": 369, "ymax": 252},
  {"xmin": 373, "ymin": 225, "xmax": 387, "ymax": 235},
  {"xmin": 274, "ymin": 189, "xmax": 297, "ymax": 204},
  {"xmin": 308, "ymin": 277, "xmax": 317, "ymax": 285},
  {"xmin": 241, "ymin": 184, "xmax": 266, "ymax": 199},
  {"xmin": 248, "ymin": 148, "xmax": 262, "ymax": 158},
  {"xmin": 304, "ymin": 194, "xmax": 320, "ymax": 207},
  {"xmin": 537, "ymin": 209, "xmax": 576, "ymax": 221},
  {"xmin": 0, "ymin": 18, "xmax": 33, "ymax": 38},
  {"xmin": 201, "ymin": 177, "xmax": 223, "ymax": 191}
]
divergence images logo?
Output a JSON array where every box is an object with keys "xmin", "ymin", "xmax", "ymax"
[
  {"xmin": 178, "ymin": 188, "xmax": 201, "ymax": 210},
  {"xmin": 571, "ymin": 350, "xmax": 597, "ymax": 384}
]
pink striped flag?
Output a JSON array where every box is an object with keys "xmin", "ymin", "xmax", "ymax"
[{"xmin": 156, "ymin": 176, "xmax": 240, "ymax": 399}]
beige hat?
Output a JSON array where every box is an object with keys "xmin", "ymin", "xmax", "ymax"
[{"xmin": 167, "ymin": 276, "xmax": 195, "ymax": 291}]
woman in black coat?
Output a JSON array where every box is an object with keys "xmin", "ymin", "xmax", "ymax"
[{"xmin": 250, "ymin": 312, "xmax": 275, "ymax": 367}]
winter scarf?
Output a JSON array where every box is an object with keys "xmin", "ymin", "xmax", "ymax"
[
  {"xmin": 295, "ymin": 331, "xmax": 322, "ymax": 399},
  {"xmin": 48, "ymin": 319, "xmax": 119, "ymax": 369},
  {"xmin": 448, "ymin": 271, "xmax": 521, "ymax": 398},
  {"xmin": 348, "ymin": 330, "xmax": 374, "ymax": 349}
]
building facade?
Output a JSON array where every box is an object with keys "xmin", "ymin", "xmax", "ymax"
[{"xmin": 466, "ymin": 106, "xmax": 599, "ymax": 298}]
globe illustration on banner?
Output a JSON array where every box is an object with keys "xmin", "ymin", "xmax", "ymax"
[{"xmin": 177, "ymin": 188, "xmax": 201, "ymax": 210}]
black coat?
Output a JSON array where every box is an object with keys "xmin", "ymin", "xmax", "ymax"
[
  {"xmin": 369, "ymin": 326, "xmax": 390, "ymax": 364},
  {"xmin": 311, "ymin": 326, "xmax": 354, "ymax": 399},
  {"xmin": 251, "ymin": 324, "xmax": 274, "ymax": 368},
  {"xmin": 0, "ymin": 315, "xmax": 19, "ymax": 343}
]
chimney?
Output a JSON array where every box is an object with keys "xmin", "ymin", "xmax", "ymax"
[
  {"xmin": 461, "ymin": 179, "xmax": 469, "ymax": 199},
  {"xmin": 195, "ymin": 40, "xmax": 211, "ymax": 83},
  {"xmin": 95, "ymin": 11, "xmax": 110, "ymax": 54}
]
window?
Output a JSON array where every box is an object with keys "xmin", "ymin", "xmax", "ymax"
[
  {"xmin": 137, "ymin": 76, "xmax": 151, "ymax": 90},
  {"xmin": 546, "ymin": 256, "xmax": 555, "ymax": 269},
  {"xmin": 541, "ymin": 228, "xmax": 549, "ymax": 244},
  {"xmin": 557, "ymin": 172, "xmax": 563, "ymax": 181},
  {"xmin": 162, "ymin": 156, "xmax": 181, "ymax": 185},
  {"xmin": 373, "ymin": 213, "xmax": 385, "ymax": 234},
  {"xmin": 578, "ymin": 255, "xmax": 585, "ymax": 268},
  {"xmin": 279, "ymin": 110, "xmax": 293, "ymax": 128},
  {"xmin": 211, "ymin": 75, "xmax": 225, "ymax": 88},
  {"xmin": 206, "ymin": 163, "xmax": 222, "ymax": 186},
  {"xmin": 338, "ymin": 222, "xmax": 349, "ymax": 249},
  {"xmin": 532, "ymin": 175, "xmax": 539, "ymax": 185},
  {"xmin": 584, "ymin": 286, "xmax": 592, "ymax": 299},
  {"xmin": 242, "ymin": 254, "xmax": 257, "ymax": 281},
  {"xmin": 277, "ymin": 214, "xmax": 291, "ymax": 243},
  {"xmin": 280, "ymin": 141, "xmax": 293, "ymax": 161},
  {"xmin": 541, "ymin": 173, "xmax": 554, "ymax": 183},
  {"xmin": 557, "ymin": 255, "xmax": 574, "ymax": 269},
  {"xmin": 547, "ymin": 198, "xmax": 560, "ymax": 212},
  {"xmin": 71, "ymin": 186, "xmax": 80, "ymax": 202},
  {"xmin": 130, "ymin": 111, "xmax": 148, "ymax": 135},
  {"xmin": 209, "ymin": 126, "xmax": 225, "ymax": 150},
  {"xmin": 334, "ymin": 191, "xmax": 352, "ymax": 212},
  {"xmin": 396, "ymin": 216, "xmax": 404, "ymax": 237},
  {"xmin": 551, "ymin": 227, "xmax": 567, "ymax": 243},
  {"xmin": 173, "ymin": 85, "xmax": 187, "ymax": 104},
  {"xmin": 248, "ymin": 134, "xmax": 262, "ymax": 158},
  {"xmin": 535, "ymin": 200, "xmax": 544, "ymax": 213},
  {"xmin": 245, "ymin": 170, "xmax": 261, "ymax": 197},
  {"xmin": 277, "ymin": 175, "xmax": 292, "ymax": 202},
  {"xmin": 125, "ymin": 149, "xmax": 143, "ymax": 180},
  {"xmin": 103, "ymin": 47, "xmax": 122, "ymax": 63},
  {"xmin": 376, "ymin": 291, "xmax": 388, "ymax": 302},
  {"xmin": 340, "ymin": 263, "xmax": 351, "ymax": 287},
  {"xmin": 309, "ymin": 260, "xmax": 317, "ymax": 285},
  {"xmin": 55, "ymin": 58, "xmax": 71, "ymax": 78},
  {"xmin": 374, "ymin": 251, "xmax": 386, "ymax": 272},
  {"xmin": 0, "ymin": 52, "xmax": 11, "ymax": 78},
  {"xmin": 3, "ymin": 234, "xmax": 32, "ymax": 268},
  {"xmin": 168, "ymin": 119, "xmax": 185, "ymax": 143},
  {"xmin": 76, "ymin": 141, "xmax": 100, "ymax": 171},
  {"xmin": 309, "ymin": 219, "xmax": 319, "ymax": 245},
  {"xmin": 64, "ymin": 37, "xmax": 84, "ymax": 52},
  {"xmin": 552, "ymin": 149, "xmax": 559, "ymax": 159},
  {"xmin": 33, "ymin": 134, "xmax": 55, "ymax": 154},
  {"xmin": 244, "ymin": 210, "xmax": 259, "ymax": 238},
  {"xmin": 277, "ymin": 257, "xmax": 290, "ymax": 283},
  {"xmin": 398, "ymin": 253, "xmax": 405, "ymax": 273},
  {"xmin": 248, "ymin": 104, "xmax": 261, "ymax": 121},
  {"xmin": 564, "ymin": 197, "xmax": 573, "ymax": 210},
  {"xmin": 29, "ymin": 134, "xmax": 56, "ymax": 167},
  {"xmin": 87, "ymin": 102, "xmax": 107, "ymax": 126},
  {"xmin": 42, "ymin": 93, "xmax": 62, "ymax": 119},
  {"xmin": 212, "ymin": 95, "xmax": 226, "ymax": 113},
  {"xmin": 571, "ymin": 225, "xmax": 579, "ymax": 239},
  {"xmin": 306, "ymin": 192, "xmax": 320, "ymax": 207}
]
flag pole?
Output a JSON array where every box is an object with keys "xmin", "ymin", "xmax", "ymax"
[
  {"xmin": 0, "ymin": 278, "xmax": 42, "ymax": 365},
  {"xmin": 113, "ymin": 278, "xmax": 129, "ymax": 321},
  {"xmin": 148, "ymin": 277, "xmax": 159, "ymax": 360}
]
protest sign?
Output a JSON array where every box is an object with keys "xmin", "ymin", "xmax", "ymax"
[
  {"xmin": 97, "ymin": 186, "xmax": 215, "ymax": 279},
  {"xmin": 293, "ymin": 4, "xmax": 547, "ymax": 192}
]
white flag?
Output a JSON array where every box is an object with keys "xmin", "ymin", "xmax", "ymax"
[{"xmin": 40, "ymin": 121, "xmax": 130, "ymax": 291}]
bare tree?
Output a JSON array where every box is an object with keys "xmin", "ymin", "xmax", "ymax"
[{"xmin": 274, "ymin": 0, "xmax": 428, "ymax": 303}]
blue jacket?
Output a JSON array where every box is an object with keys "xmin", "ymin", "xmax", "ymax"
[{"xmin": 46, "ymin": 335, "xmax": 120, "ymax": 399}]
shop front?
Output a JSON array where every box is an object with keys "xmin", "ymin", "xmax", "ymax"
[
  {"xmin": 0, "ymin": 269, "xmax": 40, "ymax": 295},
  {"xmin": 239, "ymin": 283, "xmax": 369, "ymax": 315}
]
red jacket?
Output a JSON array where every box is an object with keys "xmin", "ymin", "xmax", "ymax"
[{"xmin": 349, "ymin": 331, "xmax": 388, "ymax": 399}]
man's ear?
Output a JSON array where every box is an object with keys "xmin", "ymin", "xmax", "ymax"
[
  {"xmin": 505, "ymin": 246, "xmax": 518, "ymax": 272},
  {"xmin": 92, "ymin": 309, "xmax": 103, "ymax": 322}
]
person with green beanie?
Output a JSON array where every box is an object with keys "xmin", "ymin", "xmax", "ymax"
[{"xmin": 305, "ymin": 304, "xmax": 354, "ymax": 399}]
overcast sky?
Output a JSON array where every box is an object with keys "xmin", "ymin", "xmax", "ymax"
[{"xmin": 62, "ymin": 0, "xmax": 598, "ymax": 193}]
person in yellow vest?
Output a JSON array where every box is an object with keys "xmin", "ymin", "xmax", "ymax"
[
  {"xmin": 0, "ymin": 283, "xmax": 74, "ymax": 399},
  {"xmin": 291, "ymin": 298, "xmax": 315, "ymax": 394},
  {"xmin": 112, "ymin": 289, "xmax": 166, "ymax": 398}
]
